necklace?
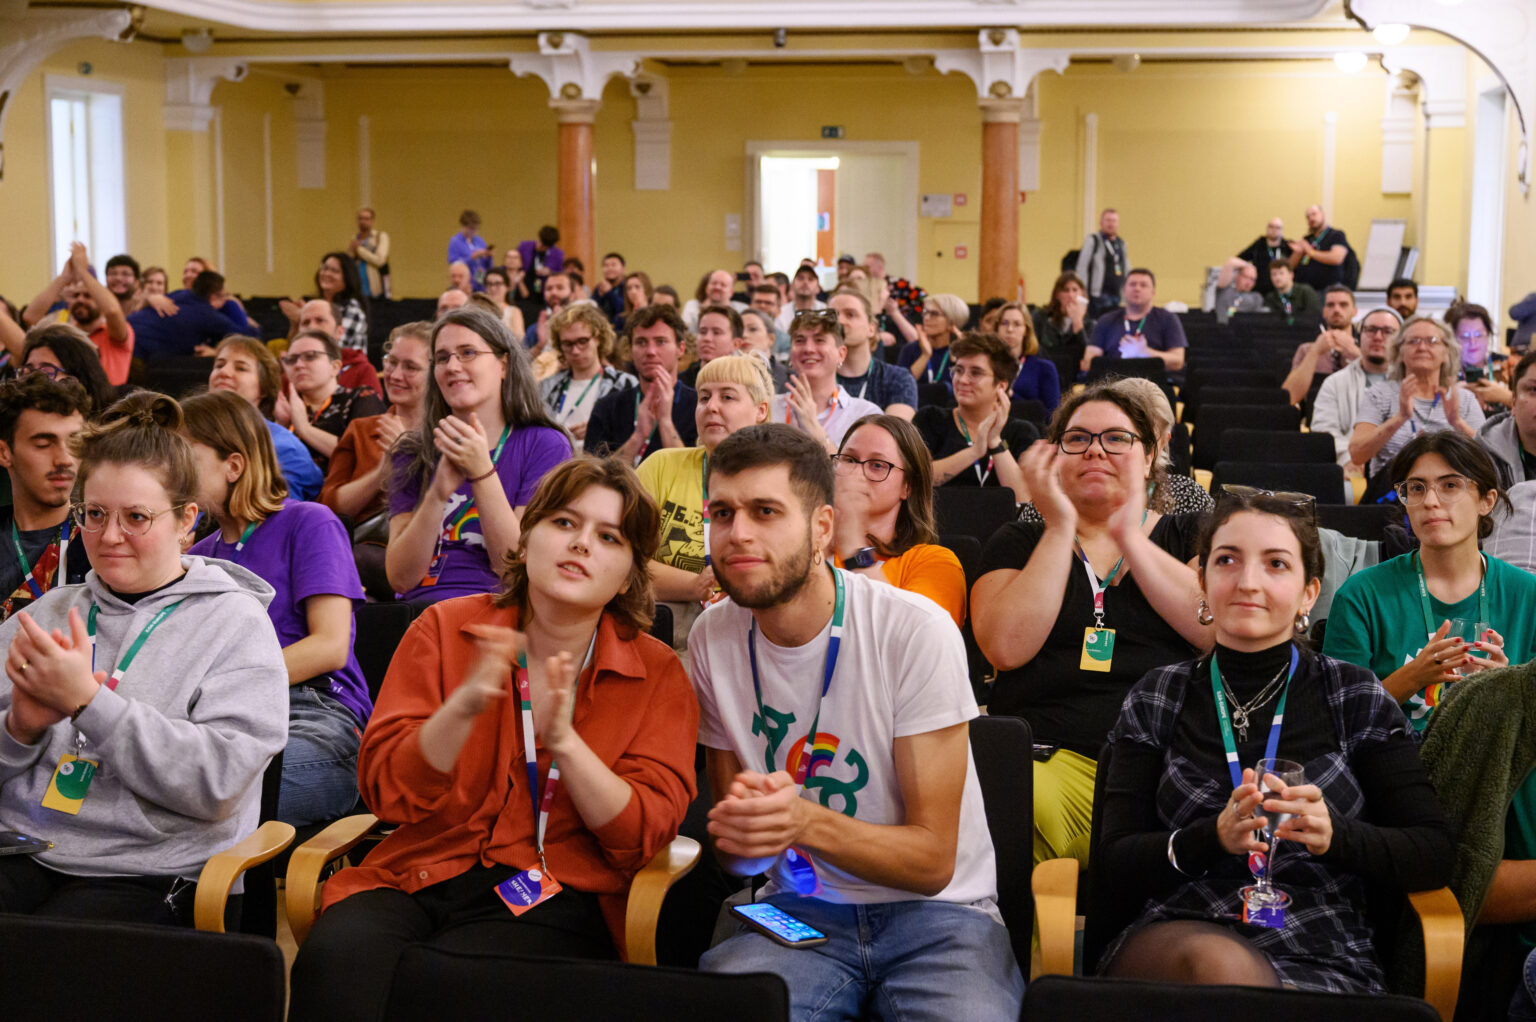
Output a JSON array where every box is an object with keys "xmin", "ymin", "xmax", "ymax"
[{"xmin": 1218, "ymin": 661, "xmax": 1289, "ymax": 742}]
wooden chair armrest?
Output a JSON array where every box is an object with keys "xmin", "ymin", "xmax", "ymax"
[
  {"xmin": 623, "ymin": 835, "xmax": 702, "ymax": 965},
  {"xmin": 1408, "ymin": 886, "xmax": 1464, "ymax": 1022},
  {"xmin": 1032, "ymin": 857, "xmax": 1080, "ymax": 977},
  {"xmin": 193, "ymin": 820, "xmax": 297, "ymax": 932},
  {"xmin": 285, "ymin": 813, "xmax": 383, "ymax": 946}
]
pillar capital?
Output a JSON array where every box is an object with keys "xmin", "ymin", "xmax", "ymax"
[
  {"xmin": 163, "ymin": 57, "xmax": 249, "ymax": 131},
  {"xmin": 933, "ymin": 30, "xmax": 1070, "ymax": 106},
  {"xmin": 979, "ymin": 97, "xmax": 1027, "ymax": 124},
  {"xmin": 551, "ymin": 97, "xmax": 602, "ymax": 124},
  {"xmin": 509, "ymin": 32, "xmax": 640, "ymax": 109}
]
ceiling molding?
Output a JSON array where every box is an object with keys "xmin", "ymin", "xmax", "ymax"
[{"xmin": 130, "ymin": 0, "xmax": 1333, "ymax": 34}]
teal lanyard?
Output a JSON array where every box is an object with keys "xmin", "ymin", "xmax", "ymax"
[
  {"xmin": 928, "ymin": 348, "xmax": 949, "ymax": 383},
  {"xmin": 1211, "ymin": 645, "xmax": 1299, "ymax": 790},
  {"xmin": 749, "ymin": 568, "xmax": 846, "ymax": 778},
  {"xmin": 8, "ymin": 519, "xmax": 70, "ymax": 601},
  {"xmin": 1123, "ymin": 316, "xmax": 1147, "ymax": 337},
  {"xmin": 556, "ymin": 372, "xmax": 601, "ymax": 415},
  {"xmin": 1413, "ymin": 551, "xmax": 1485, "ymax": 638},
  {"xmin": 87, "ymin": 599, "xmax": 187, "ymax": 692},
  {"xmin": 222, "ymin": 520, "xmax": 260, "ymax": 565}
]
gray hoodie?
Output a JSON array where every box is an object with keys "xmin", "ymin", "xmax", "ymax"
[
  {"xmin": 0, "ymin": 556, "xmax": 288, "ymax": 881},
  {"xmin": 1478, "ymin": 411, "xmax": 1526, "ymax": 489}
]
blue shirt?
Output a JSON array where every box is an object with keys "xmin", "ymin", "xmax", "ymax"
[
  {"xmin": 896, "ymin": 341, "xmax": 955, "ymax": 385},
  {"xmin": 837, "ymin": 356, "xmax": 918, "ymax": 411},
  {"xmin": 1010, "ymin": 355, "xmax": 1062, "ymax": 414},
  {"xmin": 446, "ymin": 233, "xmax": 491, "ymax": 291},
  {"xmin": 1087, "ymin": 306, "xmax": 1187, "ymax": 361},
  {"xmin": 266, "ymin": 419, "xmax": 323, "ymax": 501},
  {"xmin": 128, "ymin": 291, "xmax": 255, "ymax": 359}
]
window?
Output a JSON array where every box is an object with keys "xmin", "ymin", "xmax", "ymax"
[{"xmin": 45, "ymin": 77, "xmax": 125, "ymax": 270}]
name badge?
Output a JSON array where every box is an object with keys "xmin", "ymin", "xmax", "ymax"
[
  {"xmin": 1080, "ymin": 627, "xmax": 1115, "ymax": 672},
  {"xmin": 42, "ymin": 754, "xmax": 98, "ymax": 814},
  {"xmin": 495, "ymin": 865, "xmax": 563, "ymax": 917}
]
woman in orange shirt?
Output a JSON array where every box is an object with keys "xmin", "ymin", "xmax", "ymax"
[
  {"xmin": 832, "ymin": 413, "xmax": 966, "ymax": 625},
  {"xmin": 288, "ymin": 456, "xmax": 699, "ymax": 1022}
]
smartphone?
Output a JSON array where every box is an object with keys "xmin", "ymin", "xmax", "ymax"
[
  {"xmin": 1032, "ymin": 743, "xmax": 1060, "ymax": 762},
  {"xmin": 732, "ymin": 902, "xmax": 829, "ymax": 948},
  {"xmin": 1465, "ymin": 366, "xmax": 1486, "ymax": 384},
  {"xmin": 0, "ymin": 831, "xmax": 53, "ymax": 856}
]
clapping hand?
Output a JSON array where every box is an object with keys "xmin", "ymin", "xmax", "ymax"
[{"xmin": 1019, "ymin": 441, "xmax": 1076, "ymax": 531}]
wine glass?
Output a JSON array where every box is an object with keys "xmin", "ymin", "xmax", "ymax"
[{"xmin": 1244, "ymin": 757, "xmax": 1305, "ymax": 928}]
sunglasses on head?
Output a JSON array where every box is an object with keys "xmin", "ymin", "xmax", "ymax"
[{"xmin": 1216, "ymin": 484, "xmax": 1318, "ymax": 523}]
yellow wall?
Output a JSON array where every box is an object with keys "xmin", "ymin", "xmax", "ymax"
[{"xmin": 1501, "ymin": 102, "xmax": 1536, "ymax": 333}]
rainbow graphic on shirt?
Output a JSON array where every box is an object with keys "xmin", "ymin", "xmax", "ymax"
[
  {"xmin": 785, "ymin": 732, "xmax": 840, "ymax": 784},
  {"xmin": 440, "ymin": 493, "xmax": 486, "ymax": 548}
]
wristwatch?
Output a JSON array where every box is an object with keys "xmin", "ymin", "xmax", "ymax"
[
  {"xmin": 846, "ymin": 547, "xmax": 879, "ymax": 569},
  {"xmin": 986, "ymin": 440, "xmax": 1009, "ymax": 457}
]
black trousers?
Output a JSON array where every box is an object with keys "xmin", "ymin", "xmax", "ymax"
[
  {"xmin": 288, "ymin": 863, "xmax": 615, "ymax": 1022},
  {"xmin": 0, "ymin": 855, "xmax": 216, "ymax": 927}
]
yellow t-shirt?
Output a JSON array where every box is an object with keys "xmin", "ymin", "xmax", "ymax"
[{"xmin": 636, "ymin": 446, "xmax": 709, "ymax": 573}]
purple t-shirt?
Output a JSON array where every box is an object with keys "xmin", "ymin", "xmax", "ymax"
[
  {"xmin": 190, "ymin": 501, "xmax": 372, "ymax": 726},
  {"xmin": 388, "ymin": 424, "xmax": 572, "ymax": 602}
]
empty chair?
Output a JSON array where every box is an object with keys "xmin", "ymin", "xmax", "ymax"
[
  {"xmin": 1217, "ymin": 428, "xmax": 1336, "ymax": 465},
  {"xmin": 1042, "ymin": 343, "xmax": 1084, "ymax": 394},
  {"xmin": 1318, "ymin": 502, "xmax": 1404, "ymax": 542},
  {"xmin": 1211, "ymin": 461, "xmax": 1349, "ymax": 504},
  {"xmin": 969, "ymin": 715, "xmax": 1035, "ymax": 972},
  {"xmin": 1192, "ymin": 403, "xmax": 1301, "ymax": 471},
  {"xmin": 933, "ymin": 487, "xmax": 1018, "ymax": 547},
  {"xmin": 1085, "ymin": 356, "xmax": 1166, "ymax": 386},
  {"xmin": 139, "ymin": 355, "xmax": 217, "ymax": 398},
  {"xmin": 1180, "ymin": 369, "xmax": 1283, "ymax": 422},
  {"xmin": 351, "ymin": 601, "xmax": 418, "ymax": 701},
  {"xmin": 1010, "ymin": 398, "xmax": 1048, "ymax": 429}
]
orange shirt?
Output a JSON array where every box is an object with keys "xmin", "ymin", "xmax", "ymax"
[
  {"xmin": 321, "ymin": 595, "xmax": 699, "ymax": 953},
  {"xmin": 320, "ymin": 413, "xmax": 389, "ymax": 520},
  {"xmin": 880, "ymin": 543, "xmax": 966, "ymax": 626},
  {"xmin": 88, "ymin": 319, "xmax": 133, "ymax": 387}
]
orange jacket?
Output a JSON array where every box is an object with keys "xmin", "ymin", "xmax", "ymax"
[{"xmin": 321, "ymin": 594, "xmax": 699, "ymax": 952}]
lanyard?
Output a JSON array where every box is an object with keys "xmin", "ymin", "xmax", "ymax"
[
  {"xmin": 225, "ymin": 520, "xmax": 260, "ymax": 564},
  {"xmin": 1413, "ymin": 551, "xmax": 1485, "ymax": 637},
  {"xmin": 955, "ymin": 411, "xmax": 993, "ymax": 485},
  {"xmin": 555, "ymin": 372, "xmax": 601, "ymax": 415},
  {"xmin": 700, "ymin": 453, "xmax": 712, "ymax": 567},
  {"xmin": 514, "ymin": 632, "xmax": 596, "ymax": 871},
  {"xmin": 308, "ymin": 392, "xmax": 335, "ymax": 423},
  {"xmin": 1406, "ymin": 392, "xmax": 1442, "ymax": 436},
  {"xmin": 87, "ymin": 598, "xmax": 187, "ymax": 692},
  {"xmin": 1124, "ymin": 316, "xmax": 1147, "ymax": 337},
  {"xmin": 8, "ymin": 519, "xmax": 71, "ymax": 602},
  {"xmin": 785, "ymin": 389, "xmax": 839, "ymax": 426},
  {"xmin": 1211, "ymin": 645, "xmax": 1299, "ymax": 790},
  {"xmin": 849, "ymin": 373, "xmax": 871, "ymax": 401},
  {"xmin": 1074, "ymin": 514, "xmax": 1145, "ymax": 628},
  {"xmin": 928, "ymin": 348, "xmax": 949, "ymax": 383},
  {"xmin": 749, "ymin": 568, "xmax": 846, "ymax": 777}
]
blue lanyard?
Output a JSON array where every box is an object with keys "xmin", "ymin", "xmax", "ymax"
[
  {"xmin": 748, "ymin": 567, "xmax": 846, "ymax": 774},
  {"xmin": 1210, "ymin": 645, "xmax": 1299, "ymax": 790}
]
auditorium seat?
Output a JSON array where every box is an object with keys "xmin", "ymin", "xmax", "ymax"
[
  {"xmin": 916, "ymin": 381, "xmax": 955, "ymax": 409},
  {"xmin": 1217, "ymin": 428, "xmax": 1335, "ymax": 465},
  {"xmin": 139, "ymin": 356, "xmax": 215, "ymax": 399},
  {"xmin": 969, "ymin": 715, "xmax": 1035, "ymax": 973},
  {"xmin": 1010, "ymin": 398, "xmax": 1048, "ymax": 429},
  {"xmin": 1191, "ymin": 404, "xmax": 1302, "ymax": 471},
  {"xmin": 933, "ymin": 487, "xmax": 1017, "ymax": 547},
  {"xmin": 1211, "ymin": 461, "xmax": 1349, "ymax": 504},
  {"xmin": 1317, "ymin": 502, "xmax": 1403, "ymax": 542},
  {"xmin": 1085, "ymin": 356, "xmax": 1166, "ymax": 386}
]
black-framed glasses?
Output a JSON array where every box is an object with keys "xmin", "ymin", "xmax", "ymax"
[
  {"xmin": 832, "ymin": 453, "xmax": 903, "ymax": 483},
  {"xmin": 1360, "ymin": 324, "xmax": 1397, "ymax": 337},
  {"xmin": 1058, "ymin": 428, "xmax": 1140, "ymax": 455},
  {"xmin": 1216, "ymin": 485, "xmax": 1318, "ymax": 523},
  {"xmin": 1393, "ymin": 476, "xmax": 1473, "ymax": 506},
  {"xmin": 559, "ymin": 335, "xmax": 595, "ymax": 351},
  {"xmin": 432, "ymin": 346, "xmax": 498, "ymax": 368},
  {"xmin": 71, "ymin": 502, "xmax": 185, "ymax": 536}
]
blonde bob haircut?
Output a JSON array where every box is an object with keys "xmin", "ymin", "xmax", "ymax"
[
  {"xmin": 997, "ymin": 301, "xmax": 1039, "ymax": 357},
  {"xmin": 214, "ymin": 334, "xmax": 284, "ymax": 417},
  {"xmin": 1387, "ymin": 315, "xmax": 1461, "ymax": 389},
  {"xmin": 696, "ymin": 352, "xmax": 775, "ymax": 407},
  {"xmin": 180, "ymin": 390, "xmax": 289, "ymax": 523},
  {"xmin": 549, "ymin": 303, "xmax": 617, "ymax": 369}
]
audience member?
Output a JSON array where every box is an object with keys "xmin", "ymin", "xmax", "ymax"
[
  {"xmin": 833, "ymin": 414, "xmax": 965, "ymax": 625},
  {"xmin": 973, "ymin": 384, "xmax": 1208, "ymax": 866},
  {"xmin": 1083, "ymin": 269, "xmax": 1187, "ymax": 372},
  {"xmin": 1281, "ymin": 285, "xmax": 1359, "ymax": 402},
  {"xmin": 868, "ymin": 251, "xmax": 927, "ymax": 325},
  {"xmin": 748, "ymin": 283, "xmax": 791, "ymax": 361},
  {"xmin": 1236, "ymin": 217, "xmax": 1292, "ymax": 297},
  {"xmin": 516, "ymin": 225, "xmax": 564, "ymax": 309},
  {"xmin": 996, "ymin": 301, "xmax": 1061, "ymax": 413},
  {"xmin": 0, "ymin": 392, "xmax": 287, "ymax": 925},
  {"xmin": 293, "ymin": 297, "xmax": 382, "ymax": 396},
  {"xmin": 208, "ymin": 334, "xmax": 325, "ymax": 501},
  {"xmin": 898, "ymin": 292, "xmax": 968, "ymax": 385},
  {"xmin": 141, "ymin": 266, "xmax": 169, "ymax": 296},
  {"xmin": 1033, "ymin": 271, "xmax": 1095, "ymax": 353},
  {"xmin": 652, "ymin": 284, "xmax": 680, "ymax": 308},
  {"xmin": 773, "ymin": 310, "xmax": 881, "ymax": 452},
  {"xmin": 447, "ymin": 261, "xmax": 474, "ymax": 296},
  {"xmin": 691, "ymin": 424, "xmax": 1022, "ymax": 1020},
  {"xmin": 23, "ymin": 243, "xmax": 134, "ymax": 386},
  {"xmin": 621, "ymin": 271, "xmax": 653, "ymax": 328},
  {"xmin": 447, "ymin": 210, "xmax": 493, "ymax": 291},
  {"xmin": 1350, "ymin": 316, "xmax": 1484, "ymax": 481},
  {"xmin": 1, "ymin": 294, "xmax": 26, "ymax": 362},
  {"xmin": 275, "ymin": 330, "xmax": 387, "ymax": 471},
  {"xmin": 1387, "ymin": 277, "xmax": 1419, "ymax": 320},
  {"xmin": 21, "ymin": 324, "xmax": 118, "ymax": 415},
  {"xmin": 184, "ymin": 390, "xmax": 371, "ymax": 827},
  {"xmin": 682, "ymin": 269, "xmax": 741, "ymax": 331},
  {"xmin": 1098, "ymin": 489, "xmax": 1451, "ymax": 991},
  {"xmin": 780, "ymin": 264, "xmax": 826, "ymax": 334},
  {"xmin": 539, "ymin": 304, "xmax": 636, "ymax": 443},
  {"xmin": 583, "ymin": 304, "xmax": 697, "ymax": 463},
  {"xmin": 1263, "ymin": 260, "xmax": 1320, "ymax": 326},
  {"xmin": 348, "ymin": 207, "xmax": 391, "ymax": 300},
  {"xmin": 289, "ymin": 456, "xmax": 697, "ymax": 1022},
  {"xmin": 0, "ymin": 375, "xmax": 91, "ymax": 620},
  {"xmin": 976, "ymin": 297, "xmax": 1006, "ymax": 335},
  {"xmin": 913, "ymin": 333, "xmax": 1034, "ymax": 504},
  {"xmin": 834, "ymin": 252, "xmax": 857, "ymax": 284},
  {"xmin": 103, "ymin": 253, "xmax": 146, "ymax": 316},
  {"xmin": 737, "ymin": 308, "xmax": 791, "ymax": 390},
  {"xmin": 1309, "ymin": 307, "xmax": 1399, "ymax": 468},
  {"xmin": 829, "ymin": 287, "xmax": 917, "ymax": 418},
  {"xmin": 591, "ymin": 252, "xmax": 627, "ymax": 326},
  {"xmin": 482, "ymin": 267, "xmax": 527, "ymax": 338},
  {"xmin": 287, "ymin": 253, "xmax": 374, "ymax": 385},
  {"xmin": 436, "ymin": 288, "xmax": 469, "ymax": 317},
  {"xmin": 1476, "ymin": 351, "xmax": 1536, "ymax": 571},
  {"xmin": 680, "ymin": 304, "xmax": 742, "ymax": 389},
  {"xmin": 386, "ymin": 305, "xmax": 570, "ymax": 603},
  {"xmin": 524, "ymin": 269, "xmax": 575, "ymax": 355},
  {"xmin": 637, "ymin": 354, "xmax": 773, "ymax": 657},
  {"xmin": 1446, "ymin": 302, "xmax": 1496, "ymax": 377},
  {"xmin": 181, "ymin": 256, "xmax": 213, "ymax": 289},
  {"xmin": 1289, "ymin": 204, "xmax": 1352, "ymax": 291},
  {"xmin": 129, "ymin": 269, "xmax": 254, "ymax": 361},
  {"xmin": 1512, "ymin": 292, "xmax": 1536, "ymax": 353},
  {"xmin": 1076, "ymin": 208, "xmax": 1130, "ymax": 315},
  {"xmin": 1213, "ymin": 258, "xmax": 1266, "ymax": 325},
  {"xmin": 732, "ymin": 260, "xmax": 766, "ymax": 304}
]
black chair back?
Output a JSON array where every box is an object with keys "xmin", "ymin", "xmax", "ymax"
[
  {"xmin": 1043, "ymin": 344, "xmax": 1083, "ymax": 394},
  {"xmin": 1085, "ymin": 356, "xmax": 1165, "ymax": 386},
  {"xmin": 1191, "ymin": 404, "xmax": 1302, "ymax": 471},
  {"xmin": 1317, "ymin": 502, "xmax": 1402, "ymax": 542},
  {"xmin": 1010, "ymin": 398, "xmax": 1048, "ymax": 429},
  {"xmin": 1211, "ymin": 461, "xmax": 1349, "ymax": 505},
  {"xmin": 383, "ymin": 947, "xmax": 790, "ymax": 1021},
  {"xmin": 969, "ymin": 715, "xmax": 1034, "ymax": 971},
  {"xmin": 649, "ymin": 603, "xmax": 674, "ymax": 649},
  {"xmin": 1217, "ymin": 429, "xmax": 1336, "ymax": 465},
  {"xmin": 353, "ymin": 601, "xmax": 419, "ymax": 702},
  {"xmin": 138, "ymin": 356, "xmax": 216, "ymax": 399},
  {"xmin": 933, "ymin": 487, "xmax": 1017, "ymax": 547},
  {"xmin": 1022, "ymin": 975, "xmax": 1438, "ymax": 1022},
  {"xmin": 916, "ymin": 381, "xmax": 955, "ymax": 409},
  {"xmin": 939, "ymin": 533, "xmax": 989, "ymax": 701},
  {"xmin": 0, "ymin": 914, "xmax": 285, "ymax": 1022}
]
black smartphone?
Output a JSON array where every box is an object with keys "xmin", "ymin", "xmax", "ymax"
[
  {"xmin": 0, "ymin": 831, "xmax": 53, "ymax": 855},
  {"xmin": 1032, "ymin": 743, "xmax": 1060, "ymax": 762},
  {"xmin": 1465, "ymin": 366, "xmax": 1486, "ymax": 384},
  {"xmin": 732, "ymin": 902, "xmax": 829, "ymax": 948}
]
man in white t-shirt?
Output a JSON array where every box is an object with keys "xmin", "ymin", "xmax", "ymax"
[{"xmin": 691, "ymin": 424, "xmax": 1023, "ymax": 1020}]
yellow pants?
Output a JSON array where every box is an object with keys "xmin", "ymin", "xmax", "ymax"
[{"xmin": 1032, "ymin": 747, "xmax": 1097, "ymax": 868}]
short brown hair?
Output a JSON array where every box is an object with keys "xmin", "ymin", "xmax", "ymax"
[
  {"xmin": 291, "ymin": 328, "xmax": 341, "ymax": 362},
  {"xmin": 72, "ymin": 392, "xmax": 199, "ymax": 511},
  {"xmin": 181, "ymin": 390, "xmax": 289, "ymax": 523},
  {"xmin": 949, "ymin": 332, "xmax": 1017, "ymax": 386},
  {"xmin": 0, "ymin": 374, "xmax": 92, "ymax": 446},
  {"xmin": 697, "ymin": 304, "xmax": 744, "ymax": 339},
  {"xmin": 214, "ymin": 335, "xmax": 283, "ymax": 417},
  {"xmin": 494, "ymin": 456, "xmax": 658, "ymax": 636},
  {"xmin": 708, "ymin": 423, "xmax": 834, "ymax": 517},
  {"xmin": 618, "ymin": 303, "xmax": 693, "ymax": 367}
]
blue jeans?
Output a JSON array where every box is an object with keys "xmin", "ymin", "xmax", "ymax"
[
  {"xmin": 277, "ymin": 685, "xmax": 363, "ymax": 827},
  {"xmin": 700, "ymin": 894, "xmax": 1023, "ymax": 1022},
  {"xmin": 1510, "ymin": 946, "xmax": 1536, "ymax": 1021}
]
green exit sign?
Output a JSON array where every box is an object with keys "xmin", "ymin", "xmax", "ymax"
[{"xmin": 821, "ymin": 125, "xmax": 845, "ymax": 139}]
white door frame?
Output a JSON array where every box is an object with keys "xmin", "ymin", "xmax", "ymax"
[{"xmin": 1467, "ymin": 76, "xmax": 1509, "ymax": 328}]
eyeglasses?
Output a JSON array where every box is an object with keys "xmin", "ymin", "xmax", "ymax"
[
  {"xmin": 382, "ymin": 356, "xmax": 426, "ymax": 375},
  {"xmin": 1360, "ymin": 324, "xmax": 1397, "ymax": 337},
  {"xmin": 1058, "ymin": 428, "xmax": 1140, "ymax": 455},
  {"xmin": 951, "ymin": 366, "xmax": 995, "ymax": 383},
  {"xmin": 1216, "ymin": 485, "xmax": 1318, "ymax": 522},
  {"xmin": 1457, "ymin": 331, "xmax": 1488, "ymax": 342},
  {"xmin": 280, "ymin": 350, "xmax": 329, "ymax": 367},
  {"xmin": 831, "ymin": 453, "xmax": 904, "ymax": 482},
  {"xmin": 18, "ymin": 364, "xmax": 67, "ymax": 380},
  {"xmin": 433, "ymin": 346, "xmax": 498, "ymax": 368},
  {"xmin": 559, "ymin": 336, "xmax": 595, "ymax": 350},
  {"xmin": 1402, "ymin": 336, "xmax": 1444, "ymax": 348},
  {"xmin": 71, "ymin": 502, "xmax": 184, "ymax": 536},
  {"xmin": 1394, "ymin": 476, "xmax": 1473, "ymax": 506}
]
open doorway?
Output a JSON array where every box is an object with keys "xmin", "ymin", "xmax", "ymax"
[{"xmin": 747, "ymin": 141, "xmax": 919, "ymax": 283}]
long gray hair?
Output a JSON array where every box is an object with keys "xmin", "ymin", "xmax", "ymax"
[{"xmin": 395, "ymin": 304, "xmax": 568, "ymax": 499}]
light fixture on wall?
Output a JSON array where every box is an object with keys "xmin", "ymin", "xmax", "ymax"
[
  {"xmin": 181, "ymin": 28, "xmax": 214, "ymax": 53},
  {"xmin": 1334, "ymin": 51, "xmax": 1369, "ymax": 73},
  {"xmin": 1372, "ymin": 23, "xmax": 1410, "ymax": 45}
]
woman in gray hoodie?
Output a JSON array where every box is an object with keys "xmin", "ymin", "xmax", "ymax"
[{"xmin": 0, "ymin": 392, "xmax": 288, "ymax": 926}]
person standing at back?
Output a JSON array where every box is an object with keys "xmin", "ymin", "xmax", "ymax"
[
  {"xmin": 1076, "ymin": 208, "xmax": 1130, "ymax": 316},
  {"xmin": 349, "ymin": 207, "xmax": 391, "ymax": 300},
  {"xmin": 447, "ymin": 211, "xmax": 494, "ymax": 293}
]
